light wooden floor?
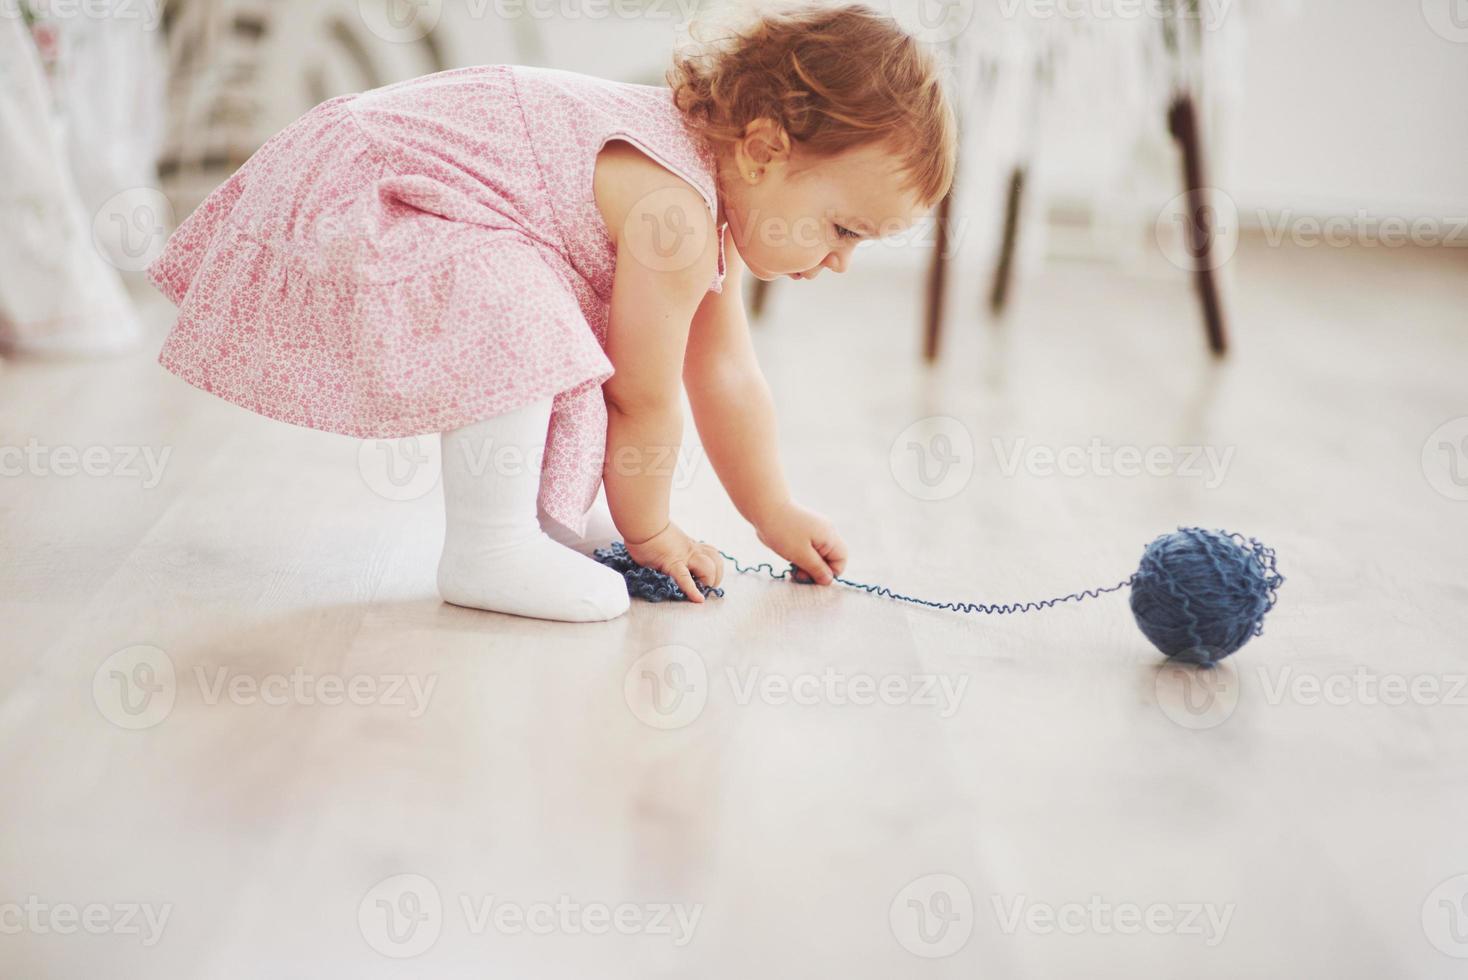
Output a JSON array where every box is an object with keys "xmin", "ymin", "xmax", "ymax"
[{"xmin": 2, "ymin": 237, "xmax": 1466, "ymax": 979}]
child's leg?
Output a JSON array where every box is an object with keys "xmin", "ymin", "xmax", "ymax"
[
  {"xmin": 538, "ymin": 489, "xmax": 618, "ymax": 557},
  {"xmin": 437, "ymin": 396, "xmax": 630, "ymax": 622}
]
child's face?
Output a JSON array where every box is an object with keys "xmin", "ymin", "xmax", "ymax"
[{"xmin": 722, "ymin": 124, "xmax": 931, "ymax": 282}]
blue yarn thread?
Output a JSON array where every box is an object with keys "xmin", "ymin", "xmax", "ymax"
[
  {"xmin": 715, "ymin": 552, "xmax": 1135, "ymax": 614},
  {"xmin": 594, "ymin": 526, "xmax": 1283, "ymax": 663}
]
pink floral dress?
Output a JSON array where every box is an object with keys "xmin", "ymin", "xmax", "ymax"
[{"xmin": 148, "ymin": 64, "xmax": 728, "ymax": 538}]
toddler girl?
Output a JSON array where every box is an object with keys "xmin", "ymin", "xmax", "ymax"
[{"xmin": 147, "ymin": 1, "xmax": 957, "ymax": 622}]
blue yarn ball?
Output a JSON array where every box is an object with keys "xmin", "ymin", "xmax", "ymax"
[{"xmin": 1129, "ymin": 527, "xmax": 1284, "ymax": 665}]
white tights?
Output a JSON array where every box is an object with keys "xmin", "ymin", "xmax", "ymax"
[{"xmin": 436, "ymin": 396, "xmax": 630, "ymax": 622}]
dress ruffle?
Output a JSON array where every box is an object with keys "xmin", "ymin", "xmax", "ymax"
[{"xmin": 155, "ymin": 224, "xmax": 613, "ymax": 439}]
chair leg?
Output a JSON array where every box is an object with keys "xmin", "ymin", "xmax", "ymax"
[
  {"xmin": 923, "ymin": 188, "xmax": 953, "ymax": 362},
  {"xmin": 989, "ymin": 165, "xmax": 1026, "ymax": 315},
  {"xmin": 1168, "ymin": 93, "xmax": 1228, "ymax": 356}
]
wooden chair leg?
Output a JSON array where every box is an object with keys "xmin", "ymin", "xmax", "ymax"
[
  {"xmin": 1168, "ymin": 93, "xmax": 1228, "ymax": 356},
  {"xmin": 989, "ymin": 165, "xmax": 1026, "ymax": 315},
  {"xmin": 923, "ymin": 188, "xmax": 953, "ymax": 362}
]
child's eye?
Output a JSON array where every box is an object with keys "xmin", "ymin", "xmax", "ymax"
[{"xmin": 835, "ymin": 224, "xmax": 860, "ymax": 240}]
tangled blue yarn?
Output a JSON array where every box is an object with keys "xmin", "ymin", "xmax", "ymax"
[
  {"xmin": 1128, "ymin": 527, "xmax": 1284, "ymax": 664},
  {"xmin": 595, "ymin": 527, "xmax": 1284, "ymax": 664},
  {"xmin": 591, "ymin": 541, "xmax": 725, "ymax": 602}
]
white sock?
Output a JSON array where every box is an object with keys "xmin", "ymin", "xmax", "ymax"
[{"xmin": 436, "ymin": 396, "xmax": 630, "ymax": 622}]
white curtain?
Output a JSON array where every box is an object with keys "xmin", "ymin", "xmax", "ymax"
[{"xmin": 0, "ymin": 11, "xmax": 145, "ymax": 355}]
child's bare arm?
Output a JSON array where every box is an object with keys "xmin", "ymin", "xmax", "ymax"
[
  {"xmin": 599, "ymin": 158, "xmax": 724, "ymax": 598},
  {"xmin": 683, "ymin": 238, "xmax": 848, "ymax": 584},
  {"xmin": 682, "ymin": 242, "xmax": 790, "ymax": 527}
]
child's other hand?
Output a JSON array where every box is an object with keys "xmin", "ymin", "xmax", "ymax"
[
  {"xmin": 755, "ymin": 503, "xmax": 848, "ymax": 586},
  {"xmin": 623, "ymin": 521, "xmax": 724, "ymax": 603}
]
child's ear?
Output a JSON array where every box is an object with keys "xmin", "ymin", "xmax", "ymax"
[{"xmin": 738, "ymin": 117, "xmax": 791, "ymax": 172}]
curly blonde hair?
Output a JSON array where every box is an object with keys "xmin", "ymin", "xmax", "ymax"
[{"xmin": 667, "ymin": 1, "xmax": 957, "ymax": 209}]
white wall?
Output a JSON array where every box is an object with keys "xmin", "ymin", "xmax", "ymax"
[{"xmin": 1231, "ymin": 0, "xmax": 1468, "ymax": 222}]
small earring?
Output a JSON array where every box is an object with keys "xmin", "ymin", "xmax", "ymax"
[{"xmin": 749, "ymin": 170, "xmax": 758, "ymax": 179}]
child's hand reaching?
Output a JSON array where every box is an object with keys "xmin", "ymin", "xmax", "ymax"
[
  {"xmin": 755, "ymin": 502, "xmax": 848, "ymax": 586},
  {"xmin": 624, "ymin": 521, "xmax": 725, "ymax": 603}
]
